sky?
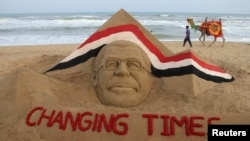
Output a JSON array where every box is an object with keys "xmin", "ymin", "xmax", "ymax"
[{"xmin": 1, "ymin": 0, "xmax": 250, "ymax": 14}]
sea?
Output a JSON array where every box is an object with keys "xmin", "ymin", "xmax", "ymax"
[{"xmin": 0, "ymin": 12, "xmax": 250, "ymax": 46}]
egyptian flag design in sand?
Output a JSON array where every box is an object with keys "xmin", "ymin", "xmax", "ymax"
[{"xmin": 46, "ymin": 24, "xmax": 234, "ymax": 83}]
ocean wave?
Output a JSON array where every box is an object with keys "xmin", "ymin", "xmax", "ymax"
[
  {"xmin": 0, "ymin": 12, "xmax": 250, "ymax": 46},
  {"xmin": 0, "ymin": 18, "xmax": 106, "ymax": 30}
]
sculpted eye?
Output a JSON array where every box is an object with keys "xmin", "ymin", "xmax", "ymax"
[
  {"xmin": 103, "ymin": 59, "xmax": 142, "ymax": 71},
  {"xmin": 104, "ymin": 60, "xmax": 119, "ymax": 70},
  {"xmin": 127, "ymin": 61, "xmax": 142, "ymax": 70}
]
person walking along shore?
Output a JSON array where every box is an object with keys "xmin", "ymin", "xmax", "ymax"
[{"xmin": 183, "ymin": 25, "xmax": 192, "ymax": 47}]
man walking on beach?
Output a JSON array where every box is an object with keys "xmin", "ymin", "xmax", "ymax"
[{"xmin": 183, "ymin": 25, "xmax": 192, "ymax": 47}]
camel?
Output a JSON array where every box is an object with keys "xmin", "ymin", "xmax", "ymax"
[{"xmin": 187, "ymin": 17, "xmax": 225, "ymax": 47}]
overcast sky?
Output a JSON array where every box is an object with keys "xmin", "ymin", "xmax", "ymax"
[{"xmin": 1, "ymin": 0, "xmax": 250, "ymax": 14}]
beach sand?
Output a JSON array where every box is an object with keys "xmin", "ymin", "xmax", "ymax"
[{"xmin": 0, "ymin": 41, "xmax": 250, "ymax": 141}]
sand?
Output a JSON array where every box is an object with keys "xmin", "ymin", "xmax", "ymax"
[
  {"xmin": 0, "ymin": 41, "xmax": 250, "ymax": 141},
  {"xmin": 1, "ymin": 8, "xmax": 249, "ymax": 141}
]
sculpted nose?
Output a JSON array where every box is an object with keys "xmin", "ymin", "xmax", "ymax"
[{"xmin": 114, "ymin": 62, "xmax": 130, "ymax": 76}]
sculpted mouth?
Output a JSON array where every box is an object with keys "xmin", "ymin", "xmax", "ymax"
[{"xmin": 108, "ymin": 83, "xmax": 137, "ymax": 91}]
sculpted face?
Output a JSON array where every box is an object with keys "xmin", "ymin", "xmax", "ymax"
[{"xmin": 93, "ymin": 40, "xmax": 153, "ymax": 107}]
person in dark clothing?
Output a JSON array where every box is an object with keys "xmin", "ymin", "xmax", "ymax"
[{"xmin": 183, "ymin": 25, "xmax": 192, "ymax": 47}]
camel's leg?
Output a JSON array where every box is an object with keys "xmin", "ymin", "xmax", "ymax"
[
  {"xmin": 221, "ymin": 36, "xmax": 225, "ymax": 47},
  {"xmin": 202, "ymin": 34, "xmax": 205, "ymax": 45},
  {"xmin": 209, "ymin": 37, "xmax": 216, "ymax": 47},
  {"xmin": 199, "ymin": 34, "xmax": 202, "ymax": 42},
  {"xmin": 199, "ymin": 32, "xmax": 205, "ymax": 46}
]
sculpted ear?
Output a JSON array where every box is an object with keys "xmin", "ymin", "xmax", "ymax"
[{"xmin": 92, "ymin": 71, "xmax": 98, "ymax": 86}]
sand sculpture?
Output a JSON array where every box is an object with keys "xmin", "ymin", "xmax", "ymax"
[
  {"xmin": 92, "ymin": 40, "xmax": 153, "ymax": 107},
  {"xmin": 0, "ymin": 9, "xmax": 249, "ymax": 141},
  {"xmin": 45, "ymin": 9, "xmax": 234, "ymax": 107}
]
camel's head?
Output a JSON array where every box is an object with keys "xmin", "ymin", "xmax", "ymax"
[{"xmin": 187, "ymin": 18, "xmax": 194, "ymax": 24}]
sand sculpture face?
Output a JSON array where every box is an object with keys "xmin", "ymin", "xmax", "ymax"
[{"xmin": 92, "ymin": 40, "xmax": 153, "ymax": 107}]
